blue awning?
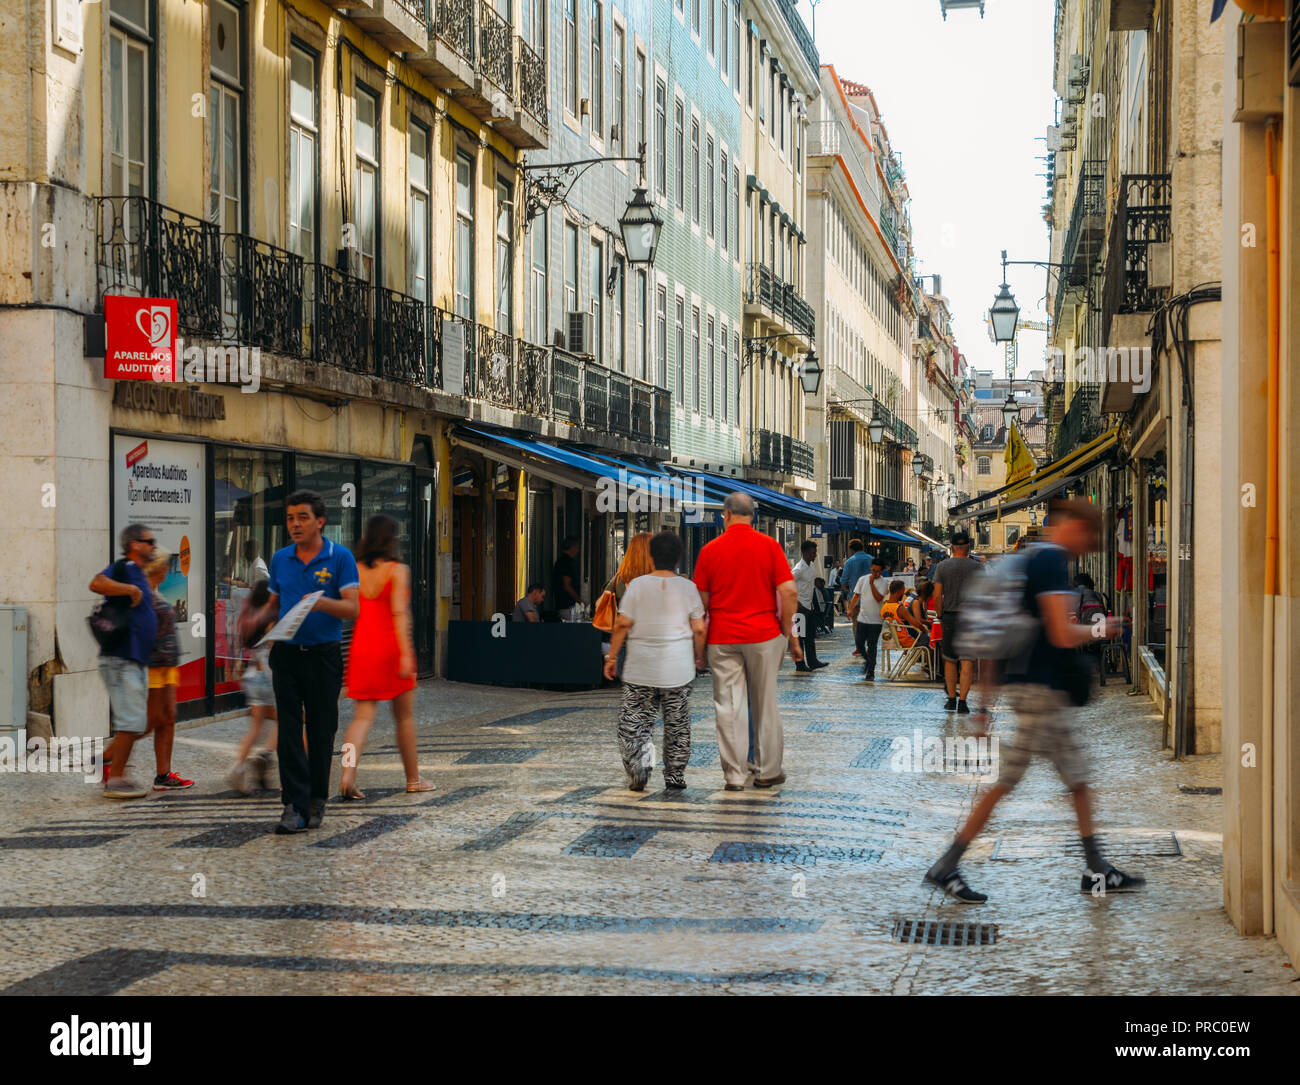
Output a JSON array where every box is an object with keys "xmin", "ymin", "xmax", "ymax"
[
  {"xmin": 870, "ymin": 526, "xmax": 924, "ymax": 548},
  {"xmin": 680, "ymin": 470, "xmax": 865, "ymax": 534}
]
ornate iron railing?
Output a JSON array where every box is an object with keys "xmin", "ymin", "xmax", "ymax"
[
  {"xmin": 609, "ymin": 372, "xmax": 634, "ymax": 439},
  {"xmin": 394, "ymin": 0, "xmax": 427, "ymax": 19},
  {"xmin": 583, "ymin": 364, "xmax": 609, "ymax": 432},
  {"xmin": 874, "ymin": 398, "xmax": 917, "ymax": 448},
  {"xmin": 630, "ymin": 384, "xmax": 654, "ymax": 445},
  {"xmin": 791, "ymin": 436, "xmax": 815, "ymax": 478},
  {"xmin": 1053, "ymin": 382, "xmax": 1103, "ymax": 460},
  {"xmin": 311, "ymin": 263, "xmax": 373, "ymax": 375},
  {"xmin": 479, "ymin": 0, "xmax": 514, "ymax": 94},
  {"xmin": 434, "ymin": 0, "xmax": 475, "ymax": 60},
  {"xmin": 871, "ymin": 493, "xmax": 915, "ymax": 524},
  {"xmin": 224, "ymin": 234, "xmax": 303, "ymax": 357},
  {"xmin": 653, "ymin": 388, "xmax": 671, "ymax": 445},
  {"xmin": 1062, "ymin": 159, "xmax": 1106, "ymax": 287},
  {"xmin": 474, "ymin": 323, "xmax": 516, "ymax": 408},
  {"xmin": 745, "ymin": 262, "xmax": 816, "ymax": 340},
  {"xmin": 777, "ymin": 0, "xmax": 819, "ymax": 75},
  {"xmin": 551, "ymin": 348, "xmax": 582, "ymax": 424},
  {"xmin": 518, "ymin": 343, "xmax": 550, "ymax": 416},
  {"xmin": 95, "ymin": 195, "xmax": 222, "ymax": 337},
  {"xmin": 1102, "ymin": 173, "xmax": 1172, "ymax": 337},
  {"xmin": 375, "ymin": 288, "xmax": 426, "ymax": 384},
  {"xmin": 518, "ymin": 38, "xmax": 546, "ymax": 126}
]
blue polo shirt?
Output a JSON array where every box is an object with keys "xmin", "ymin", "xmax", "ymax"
[
  {"xmin": 267, "ymin": 538, "xmax": 360, "ymax": 646},
  {"xmin": 840, "ymin": 551, "xmax": 869, "ymax": 596},
  {"xmin": 99, "ymin": 559, "xmax": 157, "ymax": 666}
]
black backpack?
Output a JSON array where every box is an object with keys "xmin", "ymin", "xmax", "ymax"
[{"xmin": 88, "ymin": 560, "xmax": 132, "ymax": 652}]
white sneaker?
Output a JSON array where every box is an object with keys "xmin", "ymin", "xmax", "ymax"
[{"xmin": 226, "ymin": 761, "xmax": 252, "ymax": 796}]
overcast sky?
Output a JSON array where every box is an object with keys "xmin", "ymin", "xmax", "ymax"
[{"xmin": 796, "ymin": 0, "xmax": 1057, "ymax": 378}]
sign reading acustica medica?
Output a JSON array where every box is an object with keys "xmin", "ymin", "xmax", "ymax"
[{"xmin": 104, "ymin": 295, "xmax": 178, "ymax": 381}]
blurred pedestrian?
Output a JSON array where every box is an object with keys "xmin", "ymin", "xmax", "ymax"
[
  {"xmin": 90, "ymin": 524, "xmax": 158, "ymax": 799},
  {"xmin": 603, "ymin": 531, "xmax": 705, "ymax": 790},
  {"xmin": 142, "ymin": 549, "xmax": 193, "ymax": 790},
  {"xmin": 338, "ymin": 514, "xmax": 432, "ymax": 800},
  {"xmin": 261, "ymin": 490, "xmax": 360, "ymax": 834},
  {"xmin": 228, "ymin": 580, "xmax": 278, "ymax": 795},
  {"xmin": 693, "ymin": 493, "xmax": 800, "ymax": 790},
  {"xmin": 924, "ymin": 500, "xmax": 1145, "ymax": 903},
  {"xmin": 792, "ymin": 539, "xmax": 827, "ymax": 672},
  {"xmin": 847, "ymin": 556, "xmax": 886, "ymax": 680}
]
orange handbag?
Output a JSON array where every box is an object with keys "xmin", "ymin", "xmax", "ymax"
[{"xmin": 592, "ymin": 578, "xmax": 618, "ymax": 633}]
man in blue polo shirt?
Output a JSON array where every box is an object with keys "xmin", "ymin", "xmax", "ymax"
[{"xmin": 261, "ymin": 490, "xmax": 359, "ymax": 834}]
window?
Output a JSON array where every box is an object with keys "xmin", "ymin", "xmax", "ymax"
[
  {"xmin": 564, "ymin": 0, "xmax": 578, "ymax": 115},
  {"xmin": 612, "ymin": 23, "xmax": 624, "ymax": 152},
  {"xmin": 288, "ymin": 47, "xmax": 318, "ymax": 262},
  {"xmin": 590, "ymin": 238, "xmax": 604, "ymax": 363},
  {"xmin": 674, "ymin": 296, "xmax": 685, "ymax": 404},
  {"xmin": 523, "ymin": 0, "xmax": 546, "ymax": 52},
  {"xmin": 407, "ymin": 118, "xmax": 430, "ymax": 302},
  {"xmin": 779, "ymin": 81, "xmax": 786, "ymax": 154},
  {"xmin": 529, "ymin": 215, "xmax": 547, "ymax": 344},
  {"xmin": 635, "ymin": 269, "xmax": 648, "ymax": 380},
  {"xmin": 977, "ymin": 456, "xmax": 992, "ymax": 476},
  {"xmin": 564, "ymin": 221, "xmax": 579, "ymax": 314},
  {"xmin": 720, "ymin": 323, "xmax": 729, "ymax": 422},
  {"xmin": 674, "ymin": 99, "xmax": 685, "ymax": 211},
  {"xmin": 654, "ymin": 79, "xmax": 667, "ymax": 197},
  {"xmin": 354, "ymin": 85, "xmax": 379, "ymax": 283},
  {"xmin": 719, "ymin": 149, "xmax": 728, "ymax": 247},
  {"xmin": 454, "ymin": 151, "xmax": 474, "ymax": 319},
  {"xmin": 590, "ymin": 2, "xmax": 604, "ymax": 136},
  {"xmin": 691, "ymin": 0, "xmax": 700, "ymax": 35},
  {"xmin": 746, "ymin": 25, "xmax": 754, "ymax": 108},
  {"xmin": 690, "ymin": 118, "xmax": 700, "ymax": 225},
  {"xmin": 635, "ymin": 49, "xmax": 647, "ymax": 169},
  {"xmin": 612, "ymin": 255, "xmax": 625, "ymax": 370},
  {"xmin": 719, "ymin": 0, "xmax": 728, "ymax": 74},
  {"xmin": 496, "ymin": 178, "xmax": 514, "ymax": 334},
  {"xmin": 108, "ymin": 1, "xmax": 151, "ymax": 203},
  {"xmin": 656, "ymin": 285, "xmax": 668, "ymax": 387},
  {"xmin": 706, "ymin": 135, "xmax": 715, "ymax": 238},
  {"xmin": 691, "ymin": 305, "xmax": 701, "ymax": 412},
  {"xmin": 732, "ymin": 164, "xmax": 741, "ymax": 259},
  {"xmin": 707, "ymin": 0, "xmax": 715, "ymax": 55},
  {"xmin": 732, "ymin": 332, "xmax": 741, "ymax": 421},
  {"xmin": 732, "ymin": 2, "xmax": 742, "ymax": 88},
  {"xmin": 209, "ymin": 0, "xmax": 243, "ymax": 234},
  {"xmin": 707, "ymin": 316, "xmax": 715, "ymax": 416}
]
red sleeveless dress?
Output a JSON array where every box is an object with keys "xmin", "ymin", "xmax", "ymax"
[{"xmin": 344, "ymin": 571, "xmax": 416, "ymax": 701}]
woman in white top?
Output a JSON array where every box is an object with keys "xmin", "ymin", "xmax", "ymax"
[{"xmin": 603, "ymin": 531, "xmax": 706, "ymax": 791}]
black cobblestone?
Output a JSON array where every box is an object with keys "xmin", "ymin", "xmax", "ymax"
[
  {"xmin": 710, "ymin": 842, "xmax": 884, "ymax": 865},
  {"xmin": 457, "ymin": 812, "xmax": 551, "ymax": 851},
  {"xmin": 850, "ymin": 738, "xmax": 898, "ymax": 769},
  {"xmin": 454, "ymin": 748, "xmax": 545, "ymax": 764},
  {"xmin": 563, "ymin": 824, "xmax": 660, "ymax": 858}
]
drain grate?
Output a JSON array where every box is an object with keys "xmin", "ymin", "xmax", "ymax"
[
  {"xmin": 892, "ymin": 918, "xmax": 997, "ymax": 946},
  {"xmin": 1178, "ymin": 785, "xmax": 1222, "ymax": 796},
  {"xmin": 991, "ymin": 831, "xmax": 1181, "ymax": 860}
]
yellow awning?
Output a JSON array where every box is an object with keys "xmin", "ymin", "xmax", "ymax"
[{"xmin": 1002, "ymin": 426, "xmax": 1120, "ymax": 502}]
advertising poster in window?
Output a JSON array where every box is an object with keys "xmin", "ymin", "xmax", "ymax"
[{"xmin": 113, "ymin": 435, "xmax": 207, "ymax": 703}]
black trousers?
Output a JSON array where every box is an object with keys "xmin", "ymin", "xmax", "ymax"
[
  {"xmin": 797, "ymin": 604, "xmax": 821, "ymax": 667},
  {"xmin": 855, "ymin": 622, "xmax": 883, "ymax": 678},
  {"xmin": 270, "ymin": 641, "xmax": 343, "ymax": 815}
]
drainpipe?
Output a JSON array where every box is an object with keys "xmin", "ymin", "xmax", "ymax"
[{"xmin": 1260, "ymin": 121, "xmax": 1280, "ymax": 934}]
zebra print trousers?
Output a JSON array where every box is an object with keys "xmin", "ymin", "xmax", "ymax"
[{"xmin": 618, "ymin": 681, "xmax": 693, "ymax": 787}]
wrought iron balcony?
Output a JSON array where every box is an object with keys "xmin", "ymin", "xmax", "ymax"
[
  {"xmin": 777, "ymin": 0, "xmax": 820, "ymax": 75},
  {"xmin": 517, "ymin": 38, "xmax": 547, "ymax": 128},
  {"xmin": 873, "ymin": 399, "xmax": 918, "ymax": 449},
  {"xmin": 223, "ymin": 234, "xmax": 303, "ymax": 357},
  {"xmin": 871, "ymin": 493, "xmax": 915, "ymax": 525},
  {"xmin": 311, "ymin": 264, "xmax": 374, "ymax": 375},
  {"xmin": 830, "ymin": 489, "xmax": 870, "ymax": 519},
  {"xmin": 478, "ymin": 0, "xmax": 514, "ymax": 95},
  {"xmin": 375, "ymin": 287, "xmax": 426, "ymax": 384},
  {"xmin": 551, "ymin": 348, "xmax": 582, "ymax": 424},
  {"xmin": 745, "ymin": 263, "xmax": 816, "ymax": 341},
  {"xmin": 792, "ymin": 436, "xmax": 815, "ymax": 479},
  {"xmin": 95, "ymin": 195, "xmax": 221, "ymax": 338},
  {"xmin": 434, "ymin": 0, "xmax": 475, "ymax": 61},
  {"xmin": 748, "ymin": 429, "xmax": 815, "ymax": 477},
  {"xmin": 1054, "ymin": 159, "xmax": 1107, "ymax": 336},
  {"xmin": 1102, "ymin": 173, "xmax": 1171, "ymax": 336},
  {"xmin": 518, "ymin": 342, "xmax": 550, "ymax": 416},
  {"xmin": 1052, "ymin": 382, "xmax": 1103, "ymax": 461}
]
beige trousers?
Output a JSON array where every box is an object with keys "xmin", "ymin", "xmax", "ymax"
[{"xmin": 707, "ymin": 634, "xmax": 787, "ymax": 785}]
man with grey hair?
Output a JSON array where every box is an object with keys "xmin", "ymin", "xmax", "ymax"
[
  {"xmin": 692, "ymin": 492, "xmax": 800, "ymax": 790},
  {"xmin": 89, "ymin": 523, "xmax": 159, "ymax": 798}
]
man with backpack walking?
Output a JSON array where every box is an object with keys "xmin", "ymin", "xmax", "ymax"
[{"xmin": 924, "ymin": 500, "xmax": 1145, "ymax": 903}]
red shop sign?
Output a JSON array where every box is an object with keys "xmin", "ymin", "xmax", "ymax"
[{"xmin": 104, "ymin": 295, "xmax": 178, "ymax": 382}]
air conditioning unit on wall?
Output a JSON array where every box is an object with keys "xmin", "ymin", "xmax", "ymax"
[{"xmin": 567, "ymin": 311, "xmax": 595, "ymax": 356}]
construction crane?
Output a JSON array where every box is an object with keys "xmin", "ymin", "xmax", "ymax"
[{"xmin": 985, "ymin": 316, "xmax": 1050, "ymax": 381}]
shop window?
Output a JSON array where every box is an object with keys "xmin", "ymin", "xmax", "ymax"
[{"xmin": 295, "ymin": 456, "xmax": 360, "ymax": 548}]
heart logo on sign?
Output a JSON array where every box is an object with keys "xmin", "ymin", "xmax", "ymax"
[{"xmin": 136, "ymin": 306, "xmax": 171, "ymax": 349}]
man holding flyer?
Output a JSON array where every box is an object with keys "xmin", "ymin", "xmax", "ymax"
[{"xmin": 260, "ymin": 491, "xmax": 360, "ymax": 834}]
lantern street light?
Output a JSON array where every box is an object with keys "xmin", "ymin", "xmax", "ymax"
[
  {"xmin": 868, "ymin": 413, "xmax": 885, "ymax": 446},
  {"xmin": 619, "ymin": 186, "xmax": 664, "ymax": 267},
  {"xmin": 989, "ymin": 281, "xmax": 1021, "ymax": 343},
  {"xmin": 1002, "ymin": 394, "xmax": 1019, "ymax": 432},
  {"xmin": 797, "ymin": 348, "xmax": 822, "ymax": 396}
]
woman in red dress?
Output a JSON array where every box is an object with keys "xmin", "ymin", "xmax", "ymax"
[{"xmin": 338, "ymin": 514, "xmax": 433, "ymax": 798}]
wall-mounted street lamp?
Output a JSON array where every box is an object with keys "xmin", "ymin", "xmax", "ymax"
[
  {"xmin": 618, "ymin": 186, "xmax": 664, "ymax": 267},
  {"xmin": 988, "ymin": 249, "xmax": 1070, "ymax": 342},
  {"xmin": 1002, "ymin": 394, "xmax": 1020, "ymax": 431},
  {"xmin": 868, "ymin": 414, "xmax": 885, "ymax": 445},
  {"xmin": 743, "ymin": 334, "xmax": 821, "ymax": 396}
]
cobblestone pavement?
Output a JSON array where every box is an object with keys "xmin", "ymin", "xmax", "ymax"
[{"xmin": 1, "ymin": 622, "xmax": 1296, "ymax": 996}]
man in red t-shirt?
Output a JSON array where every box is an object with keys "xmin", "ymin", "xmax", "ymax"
[{"xmin": 693, "ymin": 492, "xmax": 801, "ymax": 790}]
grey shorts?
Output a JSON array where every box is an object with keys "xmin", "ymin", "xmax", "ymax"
[
  {"xmin": 995, "ymin": 684, "xmax": 1089, "ymax": 791},
  {"xmin": 939, "ymin": 611, "xmax": 965, "ymax": 662},
  {"xmin": 241, "ymin": 664, "xmax": 275, "ymax": 708},
  {"xmin": 99, "ymin": 656, "xmax": 148, "ymax": 735}
]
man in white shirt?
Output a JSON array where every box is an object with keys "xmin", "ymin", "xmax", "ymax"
[
  {"xmin": 791, "ymin": 539, "xmax": 828, "ymax": 672},
  {"xmin": 848, "ymin": 556, "xmax": 887, "ymax": 681}
]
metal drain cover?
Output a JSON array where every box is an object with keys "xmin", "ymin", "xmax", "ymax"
[
  {"xmin": 892, "ymin": 918, "xmax": 997, "ymax": 946},
  {"xmin": 1178, "ymin": 786, "xmax": 1222, "ymax": 795},
  {"xmin": 991, "ymin": 831, "xmax": 1181, "ymax": 860}
]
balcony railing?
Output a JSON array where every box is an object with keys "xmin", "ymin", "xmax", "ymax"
[
  {"xmin": 94, "ymin": 195, "xmax": 670, "ymax": 448},
  {"xmin": 777, "ymin": 0, "xmax": 820, "ymax": 75},
  {"xmin": 808, "ymin": 119, "xmax": 881, "ymax": 223},
  {"xmin": 395, "ymin": 0, "xmax": 428, "ymax": 18},
  {"xmin": 871, "ymin": 493, "xmax": 915, "ymax": 524},
  {"xmin": 434, "ymin": 0, "xmax": 475, "ymax": 60},
  {"xmin": 1102, "ymin": 173, "xmax": 1172, "ymax": 337},
  {"xmin": 95, "ymin": 195, "xmax": 221, "ymax": 338},
  {"xmin": 745, "ymin": 263, "xmax": 816, "ymax": 340},
  {"xmin": 1056, "ymin": 160, "xmax": 1107, "ymax": 327},
  {"xmin": 749, "ymin": 429, "xmax": 815, "ymax": 477},
  {"xmin": 873, "ymin": 398, "xmax": 917, "ymax": 449},
  {"xmin": 518, "ymin": 38, "xmax": 547, "ymax": 126},
  {"xmin": 479, "ymin": 0, "xmax": 514, "ymax": 94},
  {"xmin": 1053, "ymin": 382, "xmax": 1103, "ymax": 461}
]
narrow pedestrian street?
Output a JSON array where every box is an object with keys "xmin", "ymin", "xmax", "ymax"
[{"xmin": 1, "ymin": 622, "xmax": 1292, "ymax": 996}]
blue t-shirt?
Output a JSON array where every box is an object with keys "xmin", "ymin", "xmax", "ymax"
[
  {"xmin": 267, "ymin": 538, "xmax": 360, "ymax": 646},
  {"xmin": 840, "ymin": 552, "xmax": 869, "ymax": 595},
  {"xmin": 99, "ymin": 560, "xmax": 157, "ymax": 666},
  {"xmin": 1014, "ymin": 542, "xmax": 1076, "ymax": 689}
]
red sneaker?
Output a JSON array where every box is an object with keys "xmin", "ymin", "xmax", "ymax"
[
  {"xmin": 101, "ymin": 759, "xmax": 112, "ymax": 784},
  {"xmin": 152, "ymin": 772, "xmax": 195, "ymax": 790}
]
